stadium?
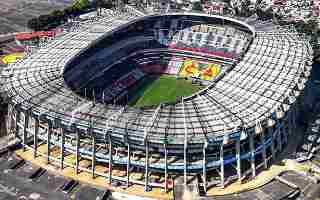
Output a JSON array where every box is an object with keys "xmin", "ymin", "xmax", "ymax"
[{"xmin": 1, "ymin": 4, "xmax": 314, "ymax": 195}]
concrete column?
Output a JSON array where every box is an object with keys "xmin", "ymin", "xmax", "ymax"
[
  {"xmin": 282, "ymin": 119, "xmax": 288, "ymax": 145},
  {"xmin": 164, "ymin": 143, "xmax": 168, "ymax": 193},
  {"xmin": 184, "ymin": 144, "xmax": 187, "ymax": 186},
  {"xmin": 8, "ymin": 105, "xmax": 15, "ymax": 136},
  {"xmin": 202, "ymin": 144, "xmax": 207, "ymax": 192},
  {"xmin": 15, "ymin": 110, "xmax": 20, "ymax": 138},
  {"xmin": 127, "ymin": 143, "xmax": 130, "ymax": 187},
  {"xmin": 33, "ymin": 118, "xmax": 39, "ymax": 158},
  {"xmin": 75, "ymin": 128, "xmax": 80, "ymax": 174},
  {"xmin": 261, "ymin": 131, "xmax": 268, "ymax": 169},
  {"xmin": 183, "ymin": 98, "xmax": 188, "ymax": 187},
  {"xmin": 269, "ymin": 126, "xmax": 276, "ymax": 161},
  {"xmin": 288, "ymin": 111, "xmax": 293, "ymax": 136},
  {"xmin": 292, "ymin": 105, "xmax": 297, "ymax": 129},
  {"xmin": 236, "ymin": 139, "xmax": 241, "ymax": 181},
  {"xmin": 277, "ymin": 127, "xmax": 282, "ymax": 152},
  {"xmin": 60, "ymin": 128, "xmax": 65, "ymax": 170},
  {"xmin": 92, "ymin": 131, "xmax": 96, "ymax": 178},
  {"xmin": 249, "ymin": 133, "xmax": 256, "ymax": 177},
  {"xmin": 108, "ymin": 133, "xmax": 112, "ymax": 184},
  {"xmin": 23, "ymin": 112, "xmax": 29, "ymax": 152},
  {"xmin": 220, "ymin": 144, "xmax": 224, "ymax": 188},
  {"xmin": 47, "ymin": 122, "xmax": 52, "ymax": 164},
  {"xmin": 144, "ymin": 141, "xmax": 149, "ymax": 192}
]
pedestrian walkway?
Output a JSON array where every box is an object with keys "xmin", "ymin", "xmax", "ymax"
[
  {"xmin": 15, "ymin": 146, "xmax": 173, "ymax": 200},
  {"xmin": 16, "ymin": 144, "xmax": 314, "ymax": 199}
]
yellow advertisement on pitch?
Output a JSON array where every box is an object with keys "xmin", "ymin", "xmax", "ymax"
[
  {"xmin": 179, "ymin": 60, "xmax": 220, "ymax": 81},
  {"xmin": 1, "ymin": 53, "xmax": 25, "ymax": 65}
]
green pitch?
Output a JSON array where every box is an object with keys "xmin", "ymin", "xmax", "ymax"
[{"xmin": 129, "ymin": 75, "xmax": 204, "ymax": 108}]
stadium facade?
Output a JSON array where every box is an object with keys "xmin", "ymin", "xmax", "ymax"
[{"xmin": 2, "ymin": 5, "xmax": 313, "ymax": 194}]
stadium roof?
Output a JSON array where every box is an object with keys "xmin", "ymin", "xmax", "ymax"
[{"xmin": 1, "ymin": 10, "xmax": 312, "ymax": 145}]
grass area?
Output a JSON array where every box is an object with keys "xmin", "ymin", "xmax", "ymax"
[{"xmin": 129, "ymin": 75, "xmax": 204, "ymax": 108}]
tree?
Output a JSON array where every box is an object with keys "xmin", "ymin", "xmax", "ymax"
[
  {"xmin": 256, "ymin": 7, "xmax": 273, "ymax": 21},
  {"xmin": 295, "ymin": 18, "xmax": 319, "ymax": 35},
  {"xmin": 51, "ymin": 10, "xmax": 66, "ymax": 23},
  {"xmin": 192, "ymin": 1, "xmax": 203, "ymax": 11},
  {"xmin": 72, "ymin": 0, "xmax": 91, "ymax": 11},
  {"xmin": 96, "ymin": 0, "xmax": 114, "ymax": 9},
  {"xmin": 27, "ymin": 18, "xmax": 40, "ymax": 31},
  {"xmin": 64, "ymin": 7, "xmax": 74, "ymax": 18},
  {"xmin": 38, "ymin": 14, "xmax": 53, "ymax": 30},
  {"xmin": 305, "ymin": 18, "xmax": 318, "ymax": 34}
]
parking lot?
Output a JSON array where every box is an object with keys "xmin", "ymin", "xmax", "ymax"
[{"xmin": 0, "ymin": 150, "xmax": 111, "ymax": 200}]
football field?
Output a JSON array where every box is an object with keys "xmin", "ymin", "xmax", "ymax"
[{"xmin": 129, "ymin": 75, "xmax": 204, "ymax": 108}]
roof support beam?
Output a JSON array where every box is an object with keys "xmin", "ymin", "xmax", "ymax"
[
  {"xmin": 15, "ymin": 110, "xmax": 20, "ymax": 139},
  {"xmin": 202, "ymin": 141, "xmax": 208, "ymax": 192},
  {"xmin": 182, "ymin": 98, "xmax": 188, "ymax": 186},
  {"xmin": 282, "ymin": 120, "xmax": 288, "ymax": 145},
  {"xmin": 75, "ymin": 128, "xmax": 80, "ymax": 174},
  {"xmin": 277, "ymin": 126, "xmax": 282, "ymax": 152},
  {"xmin": 60, "ymin": 127, "xmax": 65, "ymax": 170},
  {"xmin": 33, "ymin": 117, "xmax": 39, "ymax": 158},
  {"xmin": 127, "ymin": 143, "xmax": 130, "ymax": 188},
  {"xmin": 220, "ymin": 143, "xmax": 224, "ymax": 188},
  {"xmin": 236, "ymin": 139, "xmax": 241, "ymax": 182},
  {"xmin": 144, "ymin": 140, "xmax": 149, "ymax": 192},
  {"xmin": 260, "ymin": 131, "xmax": 268, "ymax": 169},
  {"xmin": 164, "ymin": 142, "xmax": 168, "ymax": 193},
  {"xmin": 249, "ymin": 133, "xmax": 256, "ymax": 178},
  {"xmin": 164, "ymin": 113, "xmax": 170, "ymax": 193},
  {"xmin": 47, "ymin": 121, "xmax": 52, "ymax": 164},
  {"xmin": 269, "ymin": 126, "xmax": 276, "ymax": 161},
  {"xmin": 23, "ymin": 111, "xmax": 29, "ymax": 152},
  {"xmin": 91, "ymin": 129, "xmax": 96, "ymax": 178}
]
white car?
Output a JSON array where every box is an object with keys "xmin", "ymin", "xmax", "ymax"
[{"xmin": 296, "ymin": 155, "xmax": 309, "ymax": 162}]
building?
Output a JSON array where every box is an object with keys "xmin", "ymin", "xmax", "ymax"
[{"xmin": 1, "ymin": 5, "xmax": 313, "ymax": 195}]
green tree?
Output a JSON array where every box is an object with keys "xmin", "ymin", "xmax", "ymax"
[
  {"xmin": 192, "ymin": 1, "xmax": 203, "ymax": 11},
  {"xmin": 64, "ymin": 7, "xmax": 74, "ymax": 17},
  {"xmin": 51, "ymin": 10, "xmax": 66, "ymax": 23},
  {"xmin": 27, "ymin": 18, "xmax": 40, "ymax": 31},
  {"xmin": 97, "ymin": 0, "xmax": 114, "ymax": 9},
  {"xmin": 72, "ymin": 0, "xmax": 91, "ymax": 11},
  {"xmin": 257, "ymin": 7, "xmax": 273, "ymax": 20},
  {"xmin": 38, "ymin": 14, "xmax": 53, "ymax": 30},
  {"xmin": 295, "ymin": 18, "xmax": 318, "ymax": 35}
]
